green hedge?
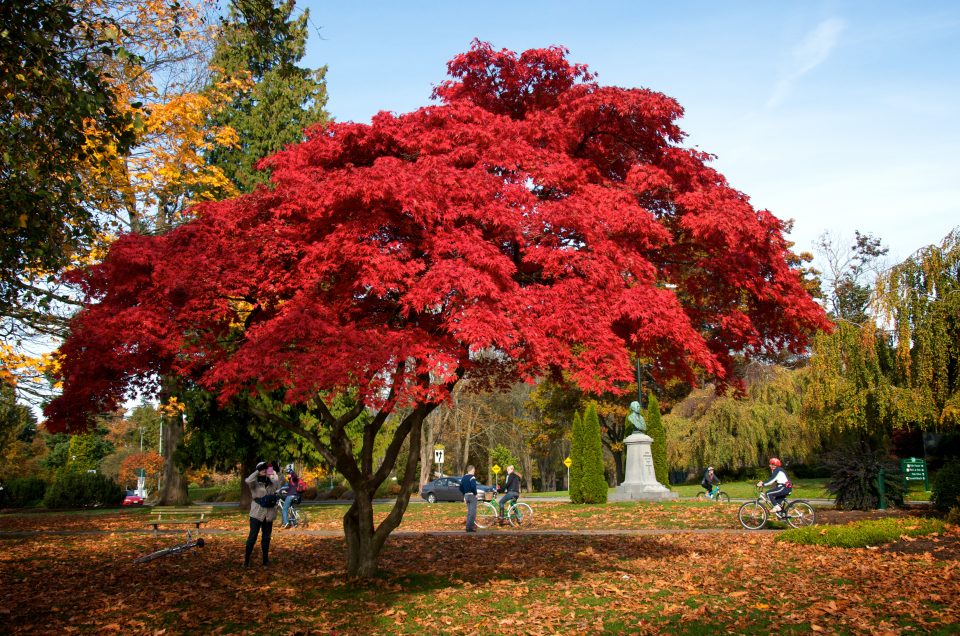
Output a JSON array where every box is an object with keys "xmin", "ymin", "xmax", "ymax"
[
  {"xmin": 43, "ymin": 470, "xmax": 124, "ymax": 508},
  {"xmin": 931, "ymin": 460, "xmax": 960, "ymax": 514},
  {"xmin": 777, "ymin": 517, "xmax": 945, "ymax": 548},
  {"xmin": 0, "ymin": 476, "xmax": 47, "ymax": 507}
]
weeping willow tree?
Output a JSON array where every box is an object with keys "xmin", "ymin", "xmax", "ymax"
[
  {"xmin": 802, "ymin": 321, "xmax": 919, "ymax": 433},
  {"xmin": 875, "ymin": 229, "xmax": 960, "ymax": 428},
  {"xmin": 664, "ymin": 365, "xmax": 823, "ymax": 471}
]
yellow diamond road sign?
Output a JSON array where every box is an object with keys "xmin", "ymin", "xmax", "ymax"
[
  {"xmin": 564, "ymin": 457, "xmax": 572, "ymax": 468},
  {"xmin": 491, "ymin": 464, "xmax": 501, "ymax": 474}
]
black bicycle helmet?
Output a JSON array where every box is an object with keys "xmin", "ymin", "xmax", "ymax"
[{"xmin": 256, "ymin": 461, "xmax": 269, "ymax": 472}]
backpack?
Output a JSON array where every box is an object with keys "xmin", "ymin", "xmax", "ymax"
[
  {"xmin": 295, "ymin": 478, "xmax": 307, "ymax": 494},
  {"xmin": 458, "ymin": 476, "xmax": 469, "ymax": 494}
]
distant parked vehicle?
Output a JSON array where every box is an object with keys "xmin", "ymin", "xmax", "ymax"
[
  {"xmin": 420, "ymin": 477, "xmax": 493, "ymax": 503},
  {"xmin": 123, "ymin": 490, "xmax": 144, "ymax": 506}
]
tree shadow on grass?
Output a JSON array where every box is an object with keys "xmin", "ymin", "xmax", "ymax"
[{"xmin": 0, "ymin": 532, "xmax": 693, "ymax": 635}]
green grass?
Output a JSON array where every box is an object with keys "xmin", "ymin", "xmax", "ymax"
[
  {"xmin": 672, "ymin": 478, "xmax": 831, "ymax": 499},
  {"xmin": 777, "ymin": 517, "xmax": 945, "ymax": 548}
]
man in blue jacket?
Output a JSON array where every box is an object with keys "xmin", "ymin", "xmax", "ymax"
[{"xmin": 460, "ymin": 465, "xmax": 478, "ymax": 532}]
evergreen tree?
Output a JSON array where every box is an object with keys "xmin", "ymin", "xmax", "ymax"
[
  {"xmin": 646, "ymin": 393, "xmax": 669, "ymax": 486},
  {"xmin": 207, "ymin": 0, "xmax": 328, "ymax": 192},
  {"xmin": 579, "ymin": 403, "xmax": 608, "ymax": 503},
  {"xmin": 569, "ymin": 411, "xmax": 583, "ymax": 501}
]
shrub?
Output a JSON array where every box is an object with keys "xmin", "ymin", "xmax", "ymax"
[
  {"xmin": 777, "ymin": 517, "xmax": 945, "ymax": 548},
  {"xmin": 931, "ymin": 460, "xmax": 960, "ymax": 514},
  {"xmin": 823, "ymin": 442, "xmax": 905, "ymax": 510},
  {"xmin": 1, "ymin": 476, "xmax": 47, "ymax": 507},
  {"xmin": 43, "ymin": 469, "xmax": 124, "ymax": 508}
]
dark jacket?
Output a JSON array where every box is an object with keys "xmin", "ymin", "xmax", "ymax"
[
  {"xmin": 503, "ymin": 472, "xmax": 521, "ymax": 494},
  {"xmin": 460, "ymin": 473, "xmax": 478, "ymax": 495}
]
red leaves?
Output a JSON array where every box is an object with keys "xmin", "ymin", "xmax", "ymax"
[{"xmin": 47, "ymin": 42, "xmax": 828, "ymax": 429}]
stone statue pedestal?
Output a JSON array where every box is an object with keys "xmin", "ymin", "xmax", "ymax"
[{"xmin": 611, "ymin": 432, "xmax": 677, "ymax": 501}]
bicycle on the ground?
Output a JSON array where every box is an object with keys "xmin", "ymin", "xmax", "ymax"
[
  {"xmin": 275, "ymin": 493, "xmax": 309, "ymax": 528},
  {"xmin": 134, "ymin": 532, "xmax": 205, "ymax": 563},
  {"xmin": 474, "ymin": 491, "xmax": 534, "ymax": 529},
  {"xmin": 738, "ymin": 486, "xmax": 816, "ymax": 530},
  {"xmin": 696, "ymin": 485, "xmax": 731, "ymax": 503}
]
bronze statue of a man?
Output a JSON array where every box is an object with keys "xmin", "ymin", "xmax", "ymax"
[{"xmin": 626, "ymin": 400, "xmax": 646, "ymax": 434}]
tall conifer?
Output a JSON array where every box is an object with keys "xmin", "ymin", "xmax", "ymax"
[
  {"xmin": 207, "ymin": 0, "xmax": 328, "ymax": 192},
  {"xmin": 580, "ymin": 402, "xmax": 609, "ymax": 503}
]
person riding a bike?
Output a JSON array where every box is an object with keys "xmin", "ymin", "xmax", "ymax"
[
  {"xmin": 279, "ymin": 465, "xmax": 302, "ymax": 529},
  {"xmin": 497, "ymin": 465, "xmax": 521, "ymax": 526},
  {"xmin": 701, "ymin": 466, "xmax": 720, "ymax": 498},
  {"xmin": 756, "ymin": 458, "xmax": 792, "ymax": 517}
]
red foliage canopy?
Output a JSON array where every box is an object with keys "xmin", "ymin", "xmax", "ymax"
[{"xmin": 47, "ymin": 41, "xmax": 829, "ymax": 431}]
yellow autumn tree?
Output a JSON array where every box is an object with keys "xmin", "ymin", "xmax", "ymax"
[{"xmin": 2, "ymin": 0, "xmax": 248, "ymax": 399}]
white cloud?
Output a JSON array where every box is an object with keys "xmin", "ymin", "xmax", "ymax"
[{"xmin": 768, "ymin": 18, "xmax": 845, "ymax": 107}]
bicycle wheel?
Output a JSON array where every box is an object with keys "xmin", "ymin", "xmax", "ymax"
[
  {"xmin": 296, "ymin": 508, "xmax": 308, "ymax": 528},
  {"xmin": 738, "ymin": 501, "xmax": 768, "ymax": 530},
  {"xmin": 508, "ymin": 503, "xmax": 534, "ymax": 527},
  {"xmin": 785, "ymin": 501, "xmax": 816, "ymax": 528},
  {"xmin": 696, "ymin": 492, "xmax": 708, "ymax": 501},
  {"xmin": 474, "ymin": 502, "xmax": 499, "ymax": 529},
  {"xmin": 716, "ymin": 491, "xmax": 731, "ymax": 503}
]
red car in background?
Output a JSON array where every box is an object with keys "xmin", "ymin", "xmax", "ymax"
[{"xmin": 123, "ymin": 490, "xmax": 144, "ymax": 506}]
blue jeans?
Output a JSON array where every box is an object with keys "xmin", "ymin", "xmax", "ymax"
[
  {"xmin": 464, "ymin": 493, "xmax": 477, "ymax": 530},
  {"xmin": 499, "ymin": 492, "xmax": 518, "ymax": 517},
  {"xmin": 281, "ymin": 494, "xmax": 296, "ymax": 524}
]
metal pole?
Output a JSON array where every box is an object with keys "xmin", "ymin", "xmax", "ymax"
[{"xmin": 636, "ymin": 359, "xmax": 643, "ymax": 408}]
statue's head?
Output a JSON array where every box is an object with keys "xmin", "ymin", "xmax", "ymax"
[{"xmin": 629, "ymin": 400, "xmax": 641, "ymax": 413}]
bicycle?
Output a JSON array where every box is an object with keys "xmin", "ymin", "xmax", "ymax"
[
  {"xmin": 738, "ymin": 486, "xmax": 816, "ymax": 530},
  {"xmin": 474, "ymin": 490, "xmax": 534, "ymax": 528},
  {"xmin": 276, "ymin": 493, "xmax": 309, "ymax": 528},
  {"xmin": 696, "ymin": 485, "xmax": 731, "ymax": 503},
  {"xmin": 134, "ymin": 532, "xmax": 205, "ymax": 563}
]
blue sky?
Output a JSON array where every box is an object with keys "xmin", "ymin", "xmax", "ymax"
[{"xmin": 299, "ymin": 1, "xmax": 960, "ymax": 264}]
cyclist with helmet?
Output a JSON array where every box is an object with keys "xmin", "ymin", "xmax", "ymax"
[
  {"xmin": 280, "ymin": 464, "xmax": 302, "ymax": 529},
  {"xmin": 757, "ymin": 458, "xmax": 792, "ymax": 517},
  {"xmin": 701, "ymin": 466, "xmax": 720, "ymax": 498}
]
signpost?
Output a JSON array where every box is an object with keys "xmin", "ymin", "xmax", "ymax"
[
  {"xmin": 901, "ymin": 458, "xmax": 929, "ymax": 491},
  {"xmin": 564, "ymin": 456, "xmax": 572, "ymax": 492},
  {"xmin": 491, "ymin": 464, "xmax": 501, "ymax": 490},
  {"xmin": 434, "ymin": 447, "xmax": 445, "ymax": 477}
]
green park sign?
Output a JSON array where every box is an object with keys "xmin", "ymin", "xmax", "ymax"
[{"xmin": 900, "ymin": 458, "xmax": 929, "ymax": 490}]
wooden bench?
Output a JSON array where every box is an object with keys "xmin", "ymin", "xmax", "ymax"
[{"xmin": 145, "ymin": 505, "xmax": 214, "ymax": 535}]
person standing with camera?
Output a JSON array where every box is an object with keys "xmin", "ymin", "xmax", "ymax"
[{"xmin": 244, "ymin": 461, "xmax": 281, "ymax": 567}]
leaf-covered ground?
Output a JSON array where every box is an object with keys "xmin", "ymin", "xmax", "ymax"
[{"xmin": 0, "ymin": 504, "xmax": 956, "ymax": 634}]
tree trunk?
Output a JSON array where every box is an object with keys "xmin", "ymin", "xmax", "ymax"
[
  {"xmin": 418, "ymin": 414, "xmax": 434, "ymax": 488},
  {"xmin": 158, "ymin": 413, "xmax": 190, "ymax": 505},
  {"xmin": 237, "ymin": 448, "xmax": 259, "ymax": 511},
  {"xmin": 340, "ymin": 406, "xmax": 429, "ymax": 578},
  {"xmin": 613, "ymin": 450, "xmax": 624, "ymax": 486}
]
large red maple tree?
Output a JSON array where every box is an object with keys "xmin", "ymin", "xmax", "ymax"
[{"xmin": 47, "ymin": 41, "xmax": 829, "ymax": 576}]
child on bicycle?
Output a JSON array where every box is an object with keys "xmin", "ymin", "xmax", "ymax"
[
  {"xmin": 756, "ymin": 458, "xmax": 792, "ymax": 517},
  {"xmin": 701, "ymin": 466, "xmax": 720, "ymax": 498}
]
